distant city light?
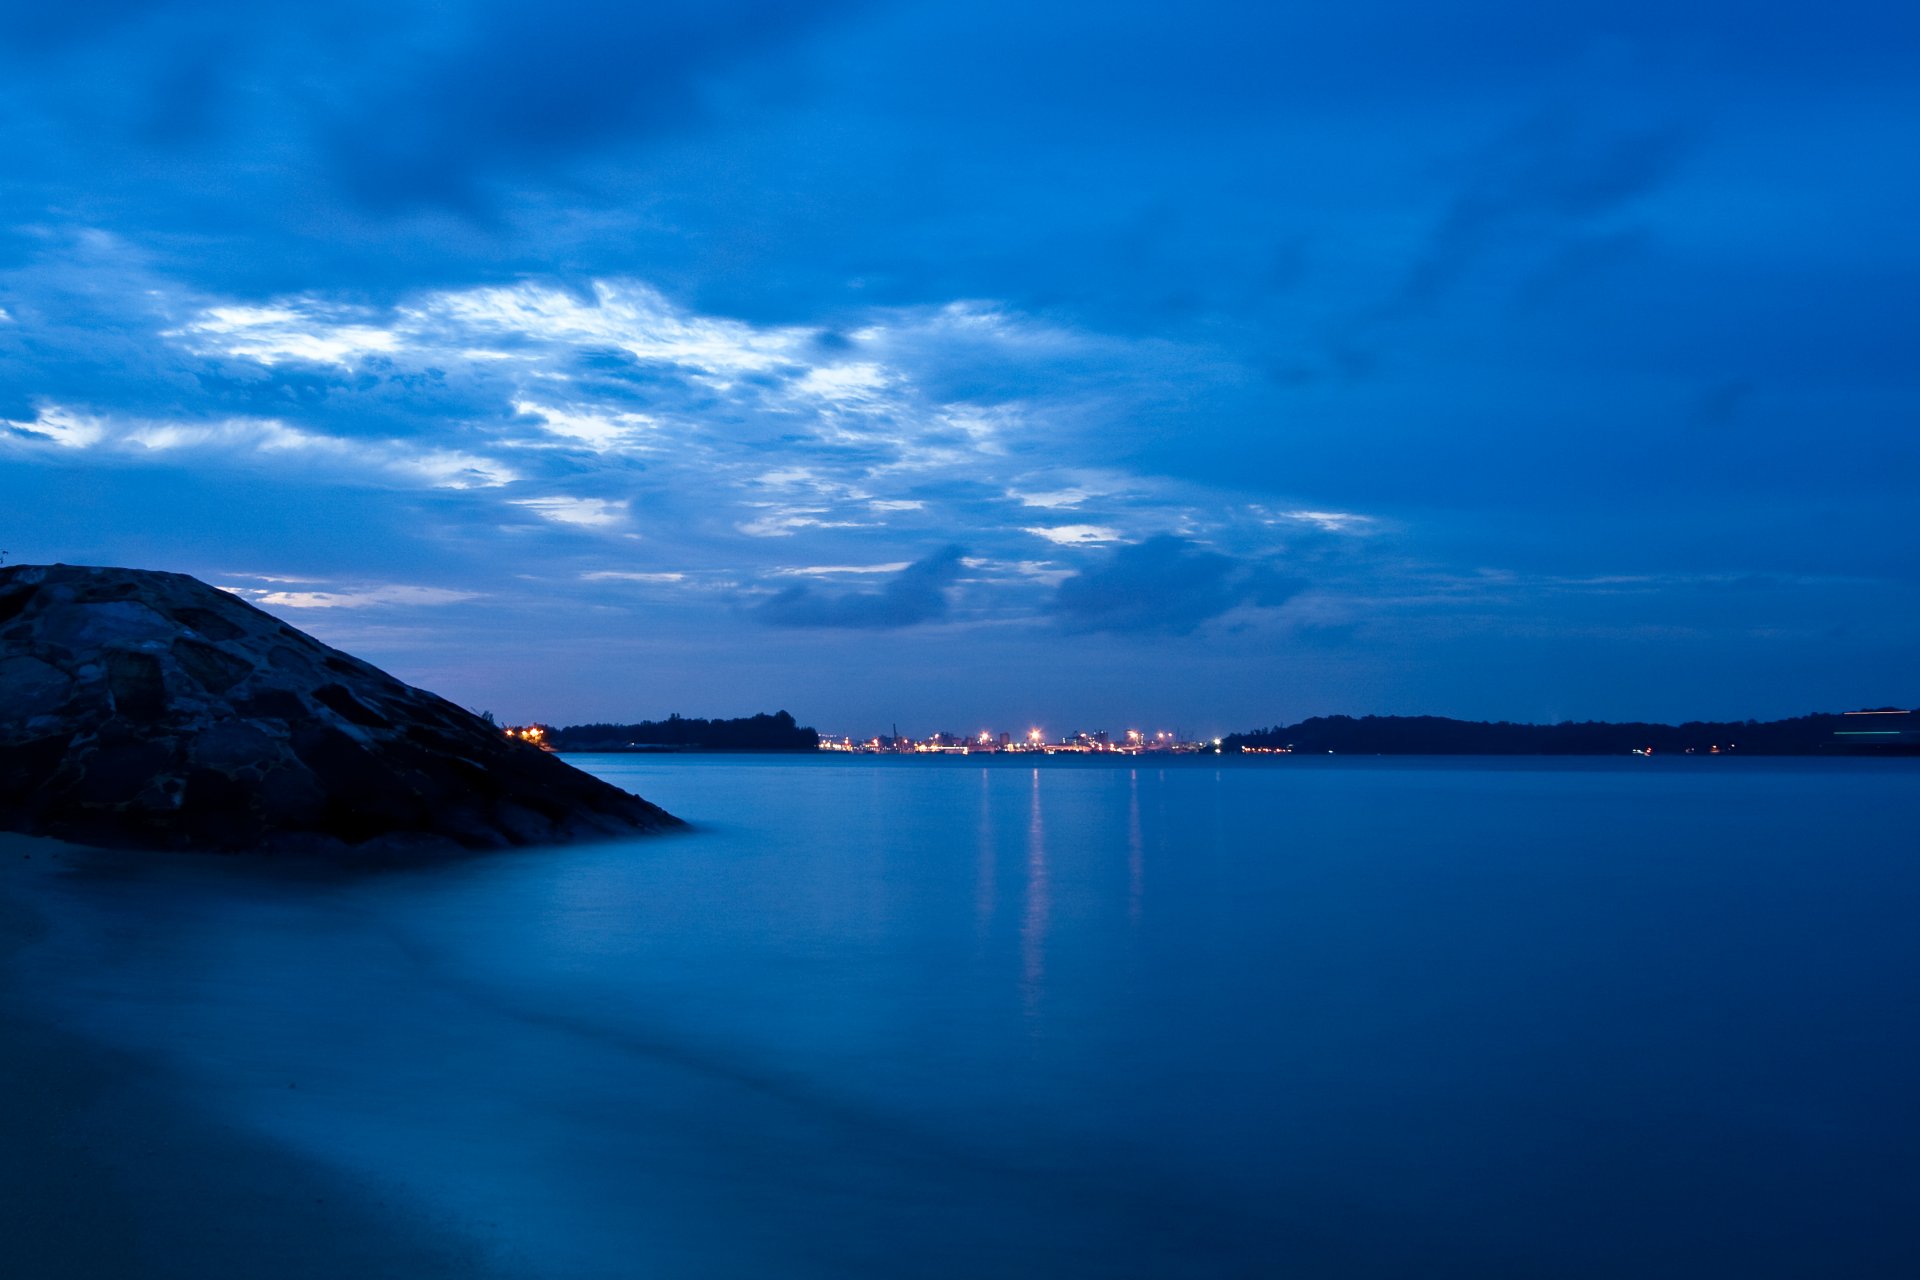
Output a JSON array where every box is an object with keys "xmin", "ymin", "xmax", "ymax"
[
  {"xmin": 813, "ymin": 725, "xmax": 1235, "ymax": 757},
  {"xmin": 503, "ymin": 724, "xmax": 552, "ymax": 750}
]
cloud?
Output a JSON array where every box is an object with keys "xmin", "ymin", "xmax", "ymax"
[
  {"xmin": 0, "ymin": 1, "xmax": 859, "ymax": 222},
  {"xmin": 1011, "ymin": 488, "xmax": 1091, "ymax": 509},
  {"xmin": 1398, "ymin": 110, "xmax": 1686, "ymax": 310},
  {"xmin": 222, "ymin": 582, "xmax": 481, "ymax": 609},
  {"xmin": 1273, "ymin": 510, "xmax": 1375, "ymax": 533},
  {"xmin": 182, "ymin": 303, "xmax": 403, "ymax": 366},
  {"xmin": 1, "ymin": 403, "xmax": 520, "ymax": 489},
  {"xmin": 510, "ymin": 496, "xmax": 630, "ymax": 529},
  {"xmin": 323, "ymin": 1, "xmax": 860, "ymax": 213},
  {"xmin": 514, "ymin": 400, "xmax": 658, "ymax": 452},
  {"xmin": 1051, "ymin": 535, "xmax": 1302, "ymax": 634},
  {"xmin": 774, "ymin": 562, "xmax": 913, "ymax": 577},
  {"xmin": 582, "ymin": 570, "xmax": 686, "ymax": 584},
  {"xmin": 1315, "ymin": 105, "xmax": 1690, "ymax": 382},
  {"xmin": 753, "ymin": 545, "xmax": 966, "ymax": 629},
  {"xmin": 0, "ymin": 0, "xmax": 1908, "ymax": 728},
  {"xmin": 1025, "ymin": 524, "xmax": 1122, "ymax": 546}
]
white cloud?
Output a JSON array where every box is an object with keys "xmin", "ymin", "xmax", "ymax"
[
  {"xmin": 3, "ymin": 403, "xmax": 518, "ymax": 489},
  {"xmin": 3, "ymin": 406, "xmax": 106, "ymax": 447},
  {"xmin": 736, "ymin": 507, "xmax": 871, "ymax": 537},
  {"xmin": 754, "ymin": 467, "xmax": 831, "ymax": 491},
  {"xmin": 791, "ymin": 362, "xmax": 892, "ymax": 401},
  {"xmin": 418, "ymin": 282, "xmax": 806, "ymax": 385},
  {"xmin": 774, "ymin": 562, "xmax": 913, "ymax": 577},
  {"xmin": 510, "ymin": 496, "xmax": 629, "ymax": 528},
  {"xmin": 223, "ymin": 584, "xmax": 481, "ymax": 609},
  {"xmin": 384, "ymin": 449, "xmax": 520, "ymax": 489},
  {"xmin": 156, "ymin": 280, "xmax": 1130, "ymax": 544},
  {"xmin": 14, "ymin": 266, "xmax": 1388, "ymax": 621},
  {"xmin": 581, "ymin": 570, "xmax": 686, "ymax": 583},
  {"xmin": 182, "ymin": 304, "xmax": 401, "ymax": 367},
  {"xmin": 1277, "ymin": 509, "xmax": 1376, "ymax": 533},
  {"xmin": 963, "ymin": 557, "xmax": 1075, "ymax": 586},
  {"xmin": 1011, "ymin": 488, "xmax": 1091, "ymax": 509},
  {"xmin": 737, "ymin": 508, "xmax": 822, "ymax": 537},
  {"xmin": 513, "ymin": 400, "xmax": 657, "ymax": 452},
  {"xmin": 1025, "ymin": 524, "xmax": 1123, "ymax": 546}
]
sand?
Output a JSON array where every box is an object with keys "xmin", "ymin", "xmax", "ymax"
[{"xmin": 0, "ymin": 834, "xmax": 499, "ymax": 1280}]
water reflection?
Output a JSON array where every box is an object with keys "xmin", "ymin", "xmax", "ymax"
[
  {"xmin": 974, "ymin": 768, "xmax": 995, "ymax": 935},
  {"xmin": 1020, "ymin": 767, "xmax": 1048, "ymax": 1020},
  {"xmin": 1127, "ymin": 768, "xmax": 1144, "ymax": 926}
]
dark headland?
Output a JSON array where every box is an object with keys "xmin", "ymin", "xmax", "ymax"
[
  {"xmin": 544, "ymin": 712, "xmax": 819, "ymax": 752},
  {"xmin": 1224, "ymin": 711, "xmax": 1920, "ymax": 756},
  {"xmin": 0, "ymin": 564, "xmax": 681, "ymax": 856}
]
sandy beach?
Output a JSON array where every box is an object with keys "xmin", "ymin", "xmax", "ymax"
[{"xmin": 0, "ymin": 835, "xmax": 497, "ymax": 1280}]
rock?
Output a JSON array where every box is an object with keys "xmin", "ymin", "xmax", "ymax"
[{"xmin": 0, "ymin": 564, "xmax": 682, "ymax": 856}]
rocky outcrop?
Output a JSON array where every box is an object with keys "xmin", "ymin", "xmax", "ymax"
[{"xmin": 0, "ymin": 564, "xmax": 681, "ymax": 855}]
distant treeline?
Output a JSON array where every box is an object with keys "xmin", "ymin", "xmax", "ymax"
[
  {"xmin": 1222, "ymin": 710, "xmax": 1920, "ymax": 756},
  {"xmin": 547, "ymin": 711, "xmax": 819, "ymax": 752}
]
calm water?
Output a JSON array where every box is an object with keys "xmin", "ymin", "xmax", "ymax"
[{"xmin": 17, "ymin": 756, "xmax": 1920, "ymax": 1277}]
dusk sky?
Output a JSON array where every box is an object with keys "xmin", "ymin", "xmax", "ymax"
[{"xmin": 2, "ymin": 1, "xmax": 1915, "ymax": 734}]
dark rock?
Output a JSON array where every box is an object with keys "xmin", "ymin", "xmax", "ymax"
[
  {"xmin": 0, "ymin": 584, "xmax": 40, "ymax": 626},
  {"xmin": 0, "ymin": 564, "xmax": 682, "ymax": 856},
  {"xmin": 312, "ymin": 683, "xmax": 389, "ymax": 729},
  {"xmin": 0, "ymin": 655, "xmax": 71, "ymax": 717},
  {"xmin": 174, "ymin": 638, "xmax": 253, "ymax": 694},
  {"xmin": 105, "ymin": 650, "xmax": 168, "ymax": 720}
]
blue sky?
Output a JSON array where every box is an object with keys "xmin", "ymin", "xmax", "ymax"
[{"xmin": 3, "ymin": 0, "xmax": 1915, "ymax": 734}]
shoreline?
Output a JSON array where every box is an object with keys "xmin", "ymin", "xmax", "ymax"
[
  {"xmin": 561, "ymin": 748, "xmax": 1920, "ymax": 765},
  {"xmin": 0, "ymin": 836, "xmax": 501, "ymax": 1279}
]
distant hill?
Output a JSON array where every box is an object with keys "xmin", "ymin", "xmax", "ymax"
[
  {"xmin": 548, "ymin": 711, "xmax": 819, "ymax": 753},
  {"xmin": 1222, "ymin": 710, "xmax": 1920, "ymax": 756}
]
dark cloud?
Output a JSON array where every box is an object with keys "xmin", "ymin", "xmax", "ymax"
[
  {"xmin": 1051, "ymin": 536, "xmax": 1302, "ymax": 635},
  {"xmin": 1398, "ymin": 111, "xmax": 1684, "ymax": 310},
  {"xmin": 0, "ymin": 0, "xmax": 858, "ymax": 293},
  {"xmin": 753, "ymin": 547, "xmax": 966, "ymax": 630},
  {"xmin": 319, "ymin": 1, "xmax": 859, "ymax": 214},
  {"xmin": 0, "ymin": 1, "xmax": 854, "ymax": 191}
]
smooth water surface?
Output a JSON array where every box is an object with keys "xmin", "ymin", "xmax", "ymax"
[{"xmin": 13, "ymin": 756, "xmax": 1920, "ymax": 1277}]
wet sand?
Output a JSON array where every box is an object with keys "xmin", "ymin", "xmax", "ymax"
[{"xmin": 0, "ymin": 836, "xmax": 499, "ymax": 1280}]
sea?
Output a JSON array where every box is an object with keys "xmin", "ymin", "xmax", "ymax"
[{"xmin": 11, "ymin": 755, "xmax": 1920, "ymax": 1277}]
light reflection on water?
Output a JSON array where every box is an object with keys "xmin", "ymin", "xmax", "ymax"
[
  {"xmin": 1127, "ymin": 768, "xmax": 1144, "ymax": 925},
  {"xmin": 1021, "ymin": 767, "xmax": 1049, "ymax": 1021},
  {"xmin": 18, "ymin": 755, "xmax": 1920, "ymax": 1278}
]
